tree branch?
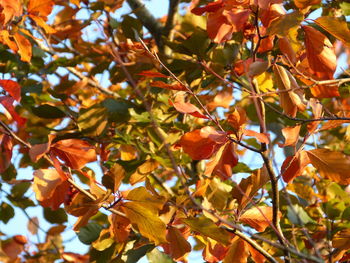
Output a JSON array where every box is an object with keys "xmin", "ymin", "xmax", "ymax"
[{"xmin": 164, "ymin": 0, "xmax": 181, "ymax": 36}]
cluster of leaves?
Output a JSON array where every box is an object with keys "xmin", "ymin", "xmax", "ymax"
[{"xmin": 2, "ymin": 0, "xmax": 350, "ymax": 262}]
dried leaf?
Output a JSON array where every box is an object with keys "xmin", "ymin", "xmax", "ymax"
[{"xmin": 240, "ymin": 206, "xmax": 278, "ymax": 232}]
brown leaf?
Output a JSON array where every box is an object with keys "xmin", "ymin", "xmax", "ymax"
[
  {"xmin": 232, "ymin": 166, "xmax": 269, "ymax": 210},
  {"xmin": 303, "ymin": 25, "xmax": 337, "ymax": 81},
  {"xmin": 171, "ymin": 92, "xmax": 208, "ymax": 119},
  {"xmin": 278, "ymin": 125, "xmax": 301, "ymax": 147},
  {"xmin": 227, "ymin": 107, "xmax": 247, "ymax": 131},
  {"xmin": 240, "ymin": 206, "xmax": 279, "ymax": 232},
  {"xmin": 50, "ymin": 139, "xmax": 97, "ymax": 169},
  {"xmin": 281, "ymin": 151, "xmax": 310, "ymax": 183},
  {"xmin": 164, "ymin": 226, "xmax": 191, "ymax": 261},
  {"xmin": 273, "ymin": 64, "xmax": 306, "ymax": 117},
  {"xmin": 32, "ymin": 169, "xmax": 70, "ymax": 210},
  {"xmin": 27, "ymin": 217, "xmax": 39, "ymax": 235},
  {"xmin": 151, "ymin": 81, "xmax": 187, "ymax": 91},
  {"xmin": 306, "ymin": 149, "xmax": 350, "ymax": 184},
  {"xmin": 205, "ymin": 142, "xmax": 238, "ymax": 180},
  {"xmin": 224, "ymin": 236, "xmax": 249, "ymax": 263},
  {"xmin": 137, "ymin": 70, "xmax": 168, "ymax": 78},
  {"xmin": 0, "ymin": 134, "xmax": 12, "ymax": 173}
]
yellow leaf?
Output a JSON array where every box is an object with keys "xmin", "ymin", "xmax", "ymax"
[
  {"xmin": 183, "ymin": 217, "xmax": 231, "ymax": 245},
  {"xmin": 120, "ymin": 144, "xmax": 138, "ymax": 161},
  {"xmin": 122, "ymin": 202, "xmax": 167, "ymax": 245},
  {"xmin": 30, "ymin": 15, "xmax": 56, "ymax": 33},
  {"xmin": 333, "ymin": 229, "xmax": 350, "ymax": 251},
  {"xmin": 125, "ymin": 186, "xmax": 165, "ymax": 212},
  {"xmin": 306, "ymin": 149, "xmax": 350, "ymax": 184},
  {"xmin": 255, "ymin": 72, "xmax": 274, "ymax": 93},
  {"xmin": 315, "ymin": 16, "xmax": 350, "ymax": 47},
  {"xmin": 129, "ymin": 160, "xmax": 159, "ymax": 185}
]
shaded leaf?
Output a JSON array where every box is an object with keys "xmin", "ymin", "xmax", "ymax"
[
  {"xmin": 164, "ymin": 226, "xmax": 191, "ymax": 261},
  {"xmin": 130, "ymin": 160, "xmax": 158, "ymax": 185},
  {"xmin": 31, "ymin": 104, "xmax": 66, "ymax": 119},
  {"xmin": 314, "ymin": 16, "xmax": 350, "ymax": 47}
]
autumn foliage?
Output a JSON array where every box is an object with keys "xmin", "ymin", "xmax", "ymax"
[{"xmin": 3, "ymin": 0, "xmax": 350, "ymax": 262}]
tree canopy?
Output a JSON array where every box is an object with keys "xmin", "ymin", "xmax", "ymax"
[{"xmin": 2, "ymin": 0, "xmax": 350, "ymax": 262}]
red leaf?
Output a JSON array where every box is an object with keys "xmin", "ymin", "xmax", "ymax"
[
  {"xmin": 0, "ymin": 96, "xmax": 26, "ymax": 126},
  {"xmin": 171, "ymin": 92, "xmax": 208, "ymax": 119},
  {"xmin": 137, "ymin": 70, "xmax": 168, "ymax": 78},
  {"xmin": 0, "ymin": 80, "xmax": 21, "ymax": 101},
  {"xmin": 281, "ymin": 151, "xmax": 310, "ymax": 183},
  {"xmin": 151, "ymin": 81, "xmax": 187, "ymax": 91},
  {"xmin": 191, "ymin": 0, "xmax": 224, "ymax": 15}
]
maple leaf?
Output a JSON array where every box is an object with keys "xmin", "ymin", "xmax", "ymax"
[
  {"xmin": 33, "ymin": 169, "xmax": 70, "ymax": 210},
  {"xmin": 177, "ymin": 127, "xmax": 227, "ymax": 160}
]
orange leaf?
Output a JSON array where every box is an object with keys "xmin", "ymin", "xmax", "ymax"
[
  {"xmin": 0, "ymin": 80, "xmax": 21, "ymax": 101},
  {"xmin": 243, "ymin": 129, "xmax": 270, "ymax": 144},
  {"xmin": 281, "ymin": 151, "xmax": 310, "ymax": 183},
  {"xmin": 0, "ymin": 30, "xmax": 18, "ymax": 52},
  {"xmin": 33, "ymin": 169, "xmax": 70, "ymax": 210},
  {"xmin": 50, "ymin": 139, "xmax": 97, "ymax": 169},
  {"xmin": 247, "ymin": 242, "xmax": 266, "ymax": 263},
  {"xmin": 61, "ymin": 252, "xmax": 89, "ymax": 263},
  {"xmin": 227, "ymin": 107, "xmax": 247, "ymax": 131},
  {"xmin": 207, "ymin": 88, "xmax": 233, "ymax": 111},
  {"xmin": 13, "ymin": 33, "xmax": 32, "ymax": 62},
  {"xmin": 303, "ymin": 25, "xmax": 337, "ymax": 81},
  {"xmin": 109, "ymin": 214, "xmax": 131, "ymax": 243},
  {"xmin": 29, "ymin": 15, "xmax": 56, "ymax": 33},
  {"xmin": 191, "ymin": 0, "xmax": 224, "ymax": 15},
  {"xmin": 28, "ymin": 0, "xmax": 54, "ymax": 17},
  {"xmin": 151, "ymin": 81, "xmax": 187, "ymax": 91},
  {"xmin": 224, "ymin": 236, "xmax": 249, "ymax": 263},
  {"xmin": 306, "ymin": 149, "xmax": 350, "ymax": 184},
  {"xmin": 205, "ymin": 142, "xmax": 238, "ymax": 180},
  {"xmin": 240, "ymin": 206, "xmax": 279, "ymax": 232},
  {"xmin": 171, "ymin": 92, "xmax": 208, "ymax": 119},
  {"xmin": 0, "ymin": 0, "xmax": 22, "ymax": 25},
  {"xmin": 0, "ymin": 134, "xmax": 12, "ymax": 173},
  {"xmin": 278, "ymin": 125, "xmax": 301, "ymax": 147},
  {"xmin": 314, "ymin": 16, "xmax": 350, "ymax": 47},
  {"xmin": 178, "ymin": 127, "xmax": 226, "ymax": 160},
  {"xmin": 294, "ymin": 0, "xmax": 321, "ymax": 9}
]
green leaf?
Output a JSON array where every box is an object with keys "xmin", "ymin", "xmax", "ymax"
[
  {"xmin": 183, "ymin": 217, "xmax": 231, "ymax": 245},
  {"xmin": 11, "ymin": 182, "xmax": 31, "ymax": 198},
  {"xmin": 31, "ymin": 104, "xmax": 66, "ymax": 119},
  {"xmin": 43, "ymin": 207, "xmax": 68, "ymax": 224},
  {"xmin": 0, "ymin": 202, "xmax": 15, "ymax": 223},
  {"xmin": 102, "ymin": 98, "xmax": 131, "ymax": 123},
  {"xmin": 147, "ymin": 248, "xmax": 175, "ymax": 263},
  {"xmin": 125, "ymin": 244, "xmax": 154, "ymax": 263},
  {"xmin": 340, "ymin": 2, "xmax": 350, "ymax": 16},
  {"xmin": 287, "ymin": 204, "xmax": 315, "ymax": 225},
  {"xmin": 78, "ymin": 222, "xmax": 104, "ymax": 245}
]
